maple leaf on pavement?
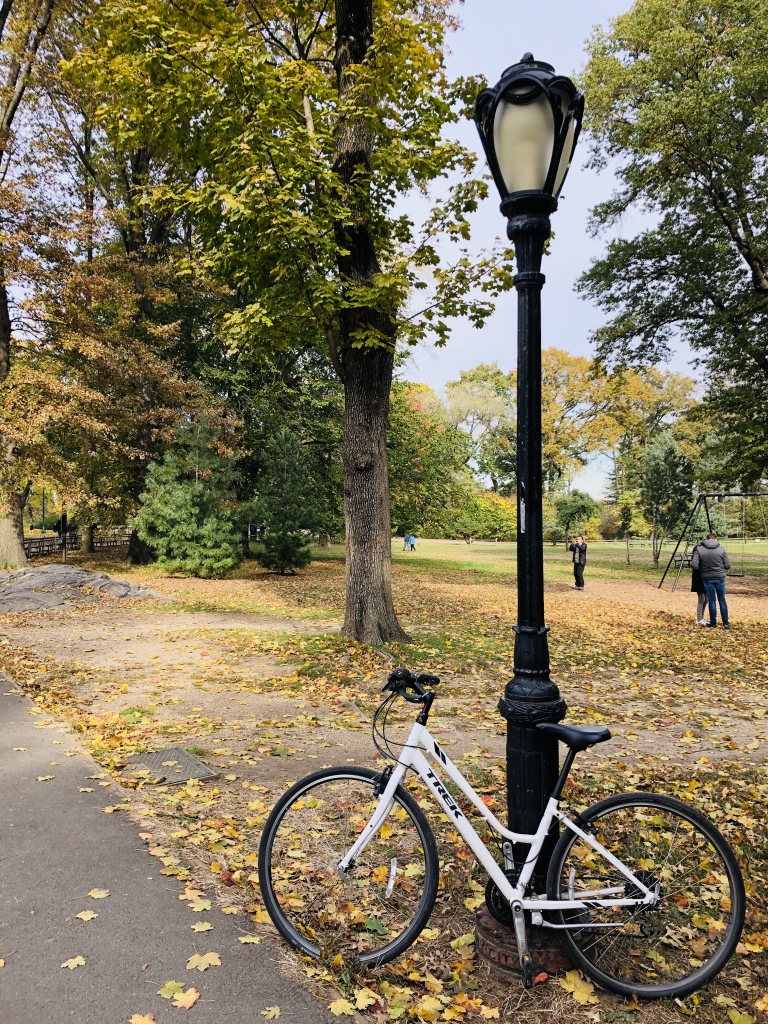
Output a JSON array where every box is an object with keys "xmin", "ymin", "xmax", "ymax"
[
  {"xmin": 61, "ymin": 956, "xmax": 86, "ymax": 969},
  {"xmin": 158, "ymin": 981, "xmax": 185, "ymax": 999},
  {"xmin": 261, "ymin": 1007, "xmax": 281, "ymax": 1019},
  {"xmin": 75, "ymin": 911, "xmax": 98, "ymax": 921},
  {"xmin": 186, "ymin": 951, "xmax": 221, "ymax": 971},
  {"xmin": 172, "ymin": 988, "xmax": 200, "ymax": 1009},
  {"xmin": 187, "ymin": 898, "xmax": 211, "ymax": 912}
]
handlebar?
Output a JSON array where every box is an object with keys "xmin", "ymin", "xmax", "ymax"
[{"xmin": 383, "ymin": 667, "xmax": 440, "ymax": 703}]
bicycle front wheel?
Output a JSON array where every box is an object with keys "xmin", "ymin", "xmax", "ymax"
[
  {"xmin": 547, "ymin": 792, "xmax": 745, "ymax": 1000},
  {"xmin": 258, "ymin": 767, "xmax": 439, "ymax": 966}
]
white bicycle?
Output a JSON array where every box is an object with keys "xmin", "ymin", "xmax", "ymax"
[{"xmin": 258, "ymin": 669, "xmax": 745, "ymax": 999}]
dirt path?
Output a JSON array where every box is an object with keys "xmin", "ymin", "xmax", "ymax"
[{"xmin": 3, "ymin": 593, "xmax": 767, "ymax": 783}]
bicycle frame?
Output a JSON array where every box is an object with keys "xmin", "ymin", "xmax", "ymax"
[{"xmin": 337, "ymin": 718, "xmax": 658, "ymax": 922}]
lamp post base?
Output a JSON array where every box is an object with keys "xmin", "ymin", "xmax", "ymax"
[{"xmin": 474, "ymin": 904, "xmax": 573, "ymax": 978}]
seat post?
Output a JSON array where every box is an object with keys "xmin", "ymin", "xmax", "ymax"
[{"xmin": 551, "ymin": 746, "xmax": 577, "ymax": 802}]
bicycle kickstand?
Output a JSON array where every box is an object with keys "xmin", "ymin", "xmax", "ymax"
[{"xmin": 511, "ymin": 901, "xmax": 534, "ymax": 989}]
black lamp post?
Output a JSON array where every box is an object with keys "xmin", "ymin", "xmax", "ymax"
[{"xmin": 474, "ymin": 55, "xmax": 584, "ymax": 889}]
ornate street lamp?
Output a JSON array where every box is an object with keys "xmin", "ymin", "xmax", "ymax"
[{"xmin": 474, "ymin": 55, "xmax": 583, "ymax": 890}]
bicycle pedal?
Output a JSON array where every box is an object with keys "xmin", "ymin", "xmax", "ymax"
[{"xmin": 521, "ymin": 954, "xmax": 534, "ymax": 989}]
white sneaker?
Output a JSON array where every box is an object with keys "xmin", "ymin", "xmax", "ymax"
[{"xmin": 696, "ymin": 619, "xmax": 707, "ymax": 625}]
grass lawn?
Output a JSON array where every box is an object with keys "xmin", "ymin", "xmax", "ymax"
[{"xmin": 2, "ymin": 541, "xmax": 767, "ymax": 1023}]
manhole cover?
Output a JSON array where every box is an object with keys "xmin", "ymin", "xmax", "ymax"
[{"xmin": 127, "ymin": 746, "xmax": 218, "ymax": 785}]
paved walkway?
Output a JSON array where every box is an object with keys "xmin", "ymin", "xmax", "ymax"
[{"xmin": 0, "ymin": 683, "xmax": 332, "ymax": 1024}]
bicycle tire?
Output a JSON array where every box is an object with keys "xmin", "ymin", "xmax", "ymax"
[
  {"xmin": 547, "ymin": 791, "xmax": 745, "ymax": 999},
  {"xmin": 258, "ymin": 766, "xmax": 439, "ymax": 966}
]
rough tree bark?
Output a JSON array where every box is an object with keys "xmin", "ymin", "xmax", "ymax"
[
  {"xmin": 0, "ymin": 490, "xmax": 26, "ymax": 567},
  {"xmin": 333, "ymin": 0, "xmax": 408, "ymax": 644},
  {"xmin": 0, "ymin": 282, "xmax": 27, "ymax": 566}
]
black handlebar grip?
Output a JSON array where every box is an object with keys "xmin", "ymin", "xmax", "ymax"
[{"xmin": 416, "ymin": 673, "xmax": 440, "ymax": 687}]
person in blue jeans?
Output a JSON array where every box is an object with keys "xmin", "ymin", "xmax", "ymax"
[{"xmin": 691, "ymin": 533, "xmax": 731, "ymax": 630}]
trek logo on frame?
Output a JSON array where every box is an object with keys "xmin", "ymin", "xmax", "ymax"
[{"xmin": 425, "ymin": 768, "xmax": 464, "ymax": 820}]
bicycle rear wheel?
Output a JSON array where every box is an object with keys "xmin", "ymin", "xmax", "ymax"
[
  {"xmin": 547, "ymin": 792, "xmax": 745, "ymax": 1000},
  {"xmin": 258, "ymin": 766, "xmax": 439, "ymax": 966}
]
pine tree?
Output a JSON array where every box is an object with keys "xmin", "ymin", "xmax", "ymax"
[
  {"xmin": 255, "ymin": 431, "xmax": 317, "ymax": 575},
  {"xmin": 136, "ymin": 421, "xmax": 243, "ymax": 578}
]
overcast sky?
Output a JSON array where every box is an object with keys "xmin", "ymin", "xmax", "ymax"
[{"xmin": 402, "ymin": 0, "xmax": 690, "ymax": 497}]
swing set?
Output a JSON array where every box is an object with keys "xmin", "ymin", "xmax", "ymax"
[{"xmin": 658, "ymin": 492, "xmax": 768, "ymax": 591}]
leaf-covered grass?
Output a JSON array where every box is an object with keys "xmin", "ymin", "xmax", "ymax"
[{"xmin": 3, "ymin": 542, "xmax": 768, "ymax": 1022}]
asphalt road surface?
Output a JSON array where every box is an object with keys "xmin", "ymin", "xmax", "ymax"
[{"xmin": 0, "ymin": 681, "xmax": 332, "ymax": 1024}]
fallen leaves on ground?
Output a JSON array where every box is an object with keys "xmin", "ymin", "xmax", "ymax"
[
  {"xmin": 5, "ymin": 548, "xmax": 768, "ymax": 1024},
  {"xmin": 328, "ymin": 1002, "xmax": 355, "ymax": 1018},
  {"xmin": 559, "ymin": 970, "xmax": 600, "ymax": 1005},
  {"xmin": 172, "ymin": 987, "xmax": 200, "ymax": 1009},
  {"xmin": 238, "ymin": 934, "xmax": 260, "ymax": 944},
  {"xmin": 61, "ymin": 956, "xmax": 86, "ymax": 969},
  {"xmin": 87, "ymin": 888, "xmax": 109, "ymax": 899},
  {"xmin": 186, "ymin": 898, "xmax": 211, "ymax": 912},
  {"xmin": 186, "ymin": 951, "xmax": 220, "ymax": 972},
  {"xmin": 191, "ymin": 921, "xmax": 212, "ymax": 932},
  {"xmin": 728, "ymin": 1012, "xmax": 755, "ymax": 1024},
  {"xmin": 75, "ymin": 911, "xmax": 98, "ymax": 921},
  {"xmin": 129, "ymin": 1015, "xmax": 157, "ymax": 1024},
  {"xmin": 158, "ymin": 981, "xmax": 185, "ymax": 999},
  {"xmin": 261, "ymin": 1007, "xmax": 281, "ymax": 1019}
]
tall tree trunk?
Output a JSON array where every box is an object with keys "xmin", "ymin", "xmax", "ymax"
[
  {"xmin": 0, "ymin": 490, "xmax": 27, "ymax": 567},
  {"xmin": 333, "ymin": 0, "xmax": 407, "ymax": 643},
  {"xmin": 0, "ymin": 281, "xmax": 26, "ymax": 567},
  {"xmin": 342, "ymin": 346, "xmax": 406, "ymax": 642},
  {"xmin": 126, "ymin": 528, "xmax": 154, "ymax": 565},
  {"xmin": 0, "ymin": 280, "xmax": 10, "ymax": 382},
  {"xmin": 83, "ymin": 524, "xmax": 95, "ymax": 553}
]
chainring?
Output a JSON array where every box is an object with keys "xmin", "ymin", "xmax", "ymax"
[{"xmin": 485, "ymin": 869, "xmax": 521, "ymax": 926}]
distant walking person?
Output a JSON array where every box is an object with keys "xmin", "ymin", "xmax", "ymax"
[
  {"xmin": 402, "ymin": 532, "xmax": 411, "ymax": 551},
  {"xmin": 690, "ymin": 542, "xmax": 707, "ymax": 625},
  {"xmin": 409, "ymin": 534, "xmax": 416, "ymax": 552},
  {"xmin": 569, "ymin": 535, "xmax": 587, "ymax": 590},
  {"xmin": 691, "ymin": 533, "xmax": 731, "ymax": 630}
]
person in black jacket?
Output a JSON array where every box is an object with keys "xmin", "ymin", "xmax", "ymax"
[
  {"xmin": 690, "ymin": 543, "xmax": 707, "ymax": 625},
  {"xmin": 569, "ymin": 536, "xmax": 587, "ymax": 590}
]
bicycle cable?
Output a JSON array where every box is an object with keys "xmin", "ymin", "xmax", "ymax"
[{"xmin": 372, "ymin": 690, "xmax": 507, "ymax": 866}]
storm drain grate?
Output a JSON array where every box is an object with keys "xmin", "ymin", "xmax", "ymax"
[{"xmin": 126, "ymin": 746, "xmax": 218, "ymax": 785}]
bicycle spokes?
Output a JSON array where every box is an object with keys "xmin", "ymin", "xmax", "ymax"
[
  {"xmin": 555, "ymin": 803, "xmax": 739, "ymax": 990},
  {"xmin": 265, "ymin": 774, "xmax": 434, "ymax": 961}
]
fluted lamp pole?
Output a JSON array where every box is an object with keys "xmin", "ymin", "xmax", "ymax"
[{"xmin": 474, "ymin": 54, "xmax": 584, "ymax": 890}]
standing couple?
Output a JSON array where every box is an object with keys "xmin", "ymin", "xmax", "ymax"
[{"xmin": 691, "ymin": 534, "xmax": 731, "ymax": 630}]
